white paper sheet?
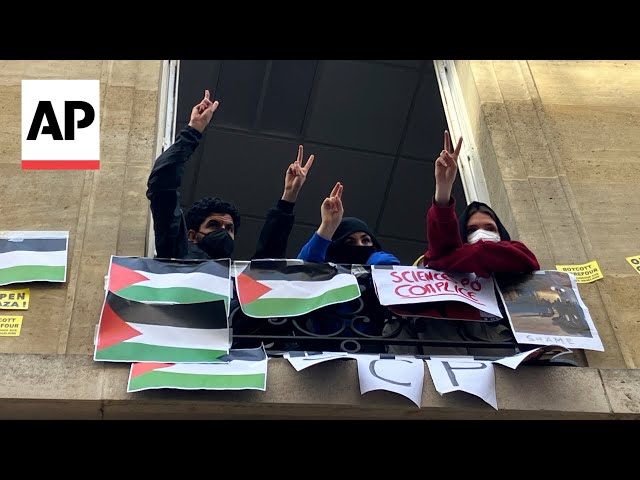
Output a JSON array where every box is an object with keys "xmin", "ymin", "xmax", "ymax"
[
  {"xmin": 284, "ymin": 351, "xmax": 351, "ymax": 371},
  {"xmin": 426, "ymin": 358, "xmax": 497, "ymax": 409},
  {"xmin": 355, "ymin": 354, "xmax": 425, "ymax": 407}
]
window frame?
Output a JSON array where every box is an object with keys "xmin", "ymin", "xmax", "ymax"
[
  {"xmin": 146, "ymin": 60, "xmax": 180, "ymax": 258},
  {"xmin": 433, "ymin": 60, "xmax": 490, "ymax": 205}
]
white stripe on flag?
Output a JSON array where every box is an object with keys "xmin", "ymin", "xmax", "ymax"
[
  {"xmin": 160, "ymin": 358, "xmax": 267, "ymax": 376},
  {"xmin": 124, "ymin": 322, "xmax": 230, "ymax": 350},
  {"xmin": 258, "ymin": 273, "xmax": 357, "ymax": 299},
  {"xmin": 133, "ymin": 270, "xmax": 229, "ymax": 295},
  {"xmin": 0, "ymin": 249, "xmax": 67, "ymax": 268}
]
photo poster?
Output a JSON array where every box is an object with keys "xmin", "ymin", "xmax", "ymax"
[{"xmin": 495, "ymin": 270, "xmax": 603, "ymax": 351}]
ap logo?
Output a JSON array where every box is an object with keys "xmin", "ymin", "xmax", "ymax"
[{"xmin": 22, "ymin": 79, "xmax": 100, "ymax": 170}]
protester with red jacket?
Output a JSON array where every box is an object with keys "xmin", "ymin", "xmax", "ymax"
[
  {"xmin": 386, "ymin": 131, "xmax": 539, "ymax": 357},
  {"xmin": 416, "ymin": 131, "xmax": 539, "ymax": 275}
]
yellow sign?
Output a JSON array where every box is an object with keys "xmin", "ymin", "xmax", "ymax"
[
  {"xmin": 0, "ymin": 316, "xmax": 23, "ymax": 336},
  {"xmin": 0, "ymin": 288, "xmax": 29, "ymax": 310},
  {"xmin": 626, "ymin": 255, "xmax": 640, "ymax": 276},
  {"xmin": 555, "ymin": 260, "xmax": 603, "ymax": 283}
]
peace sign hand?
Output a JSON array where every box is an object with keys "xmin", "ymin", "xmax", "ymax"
[
  {"xmin": 317, "ymin": 182, "xmax": 344, "ymax": 241},
  {"xmin": 434, "ymin": 130, "xmax": 463, "ymax": 206},
  {"xmin": 282, "ymin": 145, "xmax": 316, "ymax": 203}
]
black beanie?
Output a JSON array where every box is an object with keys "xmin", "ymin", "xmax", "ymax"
[{"xmin": 331, "ymin": 217, "xmax": 382, "ymax": 250}]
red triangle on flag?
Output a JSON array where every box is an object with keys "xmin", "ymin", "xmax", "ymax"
[
  {"xmin": 237, "ymin": 272, "xmax": 273, "ymax": 304},
  {"xmin": 108, "ymin": 262, "xmax": 149, "ymax": 292},
  {"xmin": 130, "ymin": 362, "xmax": 175, "ymax": 378},
  {"xmin": 96, "ymin": 301, "xmax": 142, "ymax": 350}
]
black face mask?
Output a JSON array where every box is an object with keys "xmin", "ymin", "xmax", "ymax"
[
  {"xmin": 197, "ymin": 229, "xmax": 234, "ymax": 259},
  {"xmin": 327, "ymin": 244, "xmax": 376, "ymax": 265}
]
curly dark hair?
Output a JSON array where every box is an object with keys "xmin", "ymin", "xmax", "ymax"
[{"xmin": 185, "ymin": 197, "xmax": 241, "ymax": 233}]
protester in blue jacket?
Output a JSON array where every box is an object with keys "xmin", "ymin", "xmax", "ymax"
[
  {"xmin": 295, "ymin": 182, "xmax": 398, "ymax": 341},
  {"xmin": 297, "ymin": 182, "xmax": 400, "ymax": 266}
]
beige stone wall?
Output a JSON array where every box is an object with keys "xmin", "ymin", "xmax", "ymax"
[
  {"xmin": 0, "ymin": 60, "xmax": 162, "ymax": 356},
  {"xmin": 457, "ymin": 60, "xmax": 640, "ymax": 369}
]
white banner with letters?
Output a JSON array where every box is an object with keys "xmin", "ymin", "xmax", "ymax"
[
  {"xmin": 426, "ymin": 358, "xmax": 497, "ymax": 410},
  {"xmin": 355, "ymin": 354, "xmax": 425, "ymax": 407},
  {"xmin": 371, "ymin": 265, "xmax": 502, "ymax": 318}
]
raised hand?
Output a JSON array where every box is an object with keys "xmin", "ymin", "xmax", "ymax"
[
  {"xmin": 282, "ymin": 145, "xmax": 315, "ymax": 203},
  {"xmin": 317, "ymin": 182, "xmax": 344, "ymax": 241},
  {"xmin": 188, "ymin": 90, "xmax": 220, "ymax": 133},
  {"xmin": 434, "ymin": 130, "xmax": 463, "ymax": 206}
]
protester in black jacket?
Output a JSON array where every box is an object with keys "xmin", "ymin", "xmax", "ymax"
[{"xmin": 146, "ymin": 90, "xmax": 315, "ymax": 260}]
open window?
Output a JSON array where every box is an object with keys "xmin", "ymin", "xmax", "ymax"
[
  {"xmin": 142, "ymin": 60, "xmax": 583, "ymax": 363},
  {"xmin": 149, "ymin": 60, "xmax": 467, "ymax": 265}
]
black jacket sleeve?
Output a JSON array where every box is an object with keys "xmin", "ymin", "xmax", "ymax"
[
  {"xmin": 251, "ymin": 199, "xmax": 295, "ymax": 259},
  {"xmin": 146, "ymin": 125, "xmax": 202, "ymax": 259}
]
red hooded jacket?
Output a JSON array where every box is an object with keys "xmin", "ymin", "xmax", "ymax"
[{"xmin": 422, "ymin": 198, "xmax": 540, "ymax": 278}]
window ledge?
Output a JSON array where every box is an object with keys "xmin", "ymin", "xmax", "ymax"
[{"xmin": 0, "ymin": 353, "xmax": 638, "ymax": 419}]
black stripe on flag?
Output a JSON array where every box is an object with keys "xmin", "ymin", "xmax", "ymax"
[
  {"xmin": 217, "ymin": 346, "xmax": 267, "ymax": 362},
  {"xmin": 106, "ymin": 291, "xmax": 228, "ymax": 329},
  {"xmin": 111, "ymin": 256, "xmax": 229, "ymax": 279},
  {"xmin": 245, "ymin": 260, "xmax": 339, "ymax": 282},
  {"xmin": 0, "ymin": 238, "xmax": 67, "ymax": 253}
]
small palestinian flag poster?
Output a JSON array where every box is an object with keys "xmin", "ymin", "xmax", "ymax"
[
  {"xmin": 94, "ymin": 291, "xmax": 231, "ymax": 363},
  {"xmin": 0, "ymin": 231, "xmax": 69, "ymax": 286},
  {"xmin": 94, "ymin": 287, "xmax": 231, "ymax": 363},
  {"xmin": 95, "ymin": 257, "xmax": 232, "ymax": 363},
  {"xmin": 235, "ymin": 259, "xmax": 361, "ymax": 318},
  {"xmin": 107, "ymin": 256, "xmax": 231, "ymax": 313},
  {"xmin": 127, "ymin": 346, "xmax": 268, "ymax": 392}
]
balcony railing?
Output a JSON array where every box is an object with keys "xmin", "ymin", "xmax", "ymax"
[{"xmin": 230, "ymin": 265, "xmax": 579, "ymax": 366}]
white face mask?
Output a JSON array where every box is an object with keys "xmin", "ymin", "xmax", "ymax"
[{"xmin": 467, "ymin": 229, "xmax": 501, "ymax": 244}]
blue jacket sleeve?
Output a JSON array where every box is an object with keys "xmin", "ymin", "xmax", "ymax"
[
  {"xmin": 297, "ymin": 232, "xmax": 331, "ymax": 263},
  {"xmin": 367, "ymin": 251, "xmax": 401, "ymax": 266}
]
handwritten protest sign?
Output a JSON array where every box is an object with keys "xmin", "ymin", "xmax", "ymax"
[{"xmin": 371, "ymin": 266, "xmax": 502, "ymax": 318}]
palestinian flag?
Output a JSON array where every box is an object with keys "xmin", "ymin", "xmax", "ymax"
[
  {"xmin": 108, "ymin": 256, "xmax": 230, "ymax": 312},
  {"xmin": 127, "ymin": 346, "xmax": 268, "ymax": 392},
  {"xmin": 94, "ymin": 291, "xmax": 230, "ymax": 363},
  {"xmin": 236, "ymin": 260, "xmax": 360, "ymax": 318},
  {"xmin": 0, "ymin": 231, "xmax": 68, "ymax": 286}
]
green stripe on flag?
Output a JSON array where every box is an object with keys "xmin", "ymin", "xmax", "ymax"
[
  {"xmin": 94, "ymin": 341, "xmax": 227, "ymax": 363},
  {"xmin": 116, "ymin": 285, "xmax": 228, "ymax": 306},
  {"xmin": 241, "ymin": 284, "xmax": 360, "ymax": 317},
  {"xmin": 0, "ymin": 265, "xmax": 66, "ymax": 284},
  {"xmin": 129, "ymin": 370, "xmax": 266, "ymax": 391}
]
